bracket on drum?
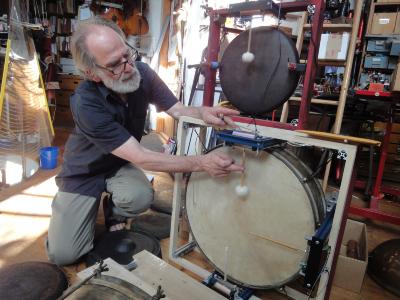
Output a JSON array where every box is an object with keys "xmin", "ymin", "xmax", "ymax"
[
  {"xmin": 216, "ymin": 130, "xmax": 282, "ymax": 151},
  {"xmin": 303, "ymin": 204, "xmax": 336, "ymax": 290},
  {"xmin": 203, "ymin": 271, "xmax": 254, "ymax": 300}
]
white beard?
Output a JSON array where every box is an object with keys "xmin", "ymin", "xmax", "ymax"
[{"xmin": 101, "ymin": 66, "xmax": 141, "ymax": 94}]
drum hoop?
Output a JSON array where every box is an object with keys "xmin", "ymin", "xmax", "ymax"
[
  {"xmin": 281, "ymin": 148, "xmax": 327, "ymax": 214},
  {"xmin": 76, "ymin": 274, "xmax": 153, "ymax": 298},
  {"xmin": 273, "ymin": 148, "xmax": 327, "ymax": 225},
  {"xmin": 185, "ymin": 145, "xmax": 326, "ymax": 289}
]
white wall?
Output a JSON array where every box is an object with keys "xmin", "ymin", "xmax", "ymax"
[{"xmin": 133, "ymin": 0, "xmax": 164, "ymax": 57}]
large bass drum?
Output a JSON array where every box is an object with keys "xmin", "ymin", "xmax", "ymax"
[{"xmin": 186, "ymin": 145, "xmax": 326, "ymax": 289}]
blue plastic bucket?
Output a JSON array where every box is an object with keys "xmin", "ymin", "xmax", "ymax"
[{"xmin": 40, "ymin": 146, "xmax": 59, "ymax": 169}]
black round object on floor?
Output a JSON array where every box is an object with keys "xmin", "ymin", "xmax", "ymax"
[
  {"xmin": 219, "ymin": 27, "xmax": 300, "ymax": 115},
  {"xmin": 0, "ymin": 261, "xmax": 68, "ymax": 300},
  {"xmin": 86, "ymin": 230, "xmax": 161, "ymax": 267},
  {"xmin": 134, "ymin": 211, "xmax": 171, "ymax": 240},
  {"xmin": 368, "ymin": 239, "xmax": 400, "ymax": 297}
]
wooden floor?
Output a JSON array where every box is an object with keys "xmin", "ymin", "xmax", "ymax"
[{"xmin": 0, "ymin": 128, "xmax": 399, "ymax": 299}]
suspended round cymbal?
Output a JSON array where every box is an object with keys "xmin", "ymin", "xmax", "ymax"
[
  {"xmin": 0, "ymin": 261, "xmax": 68, "ymax": 300},
  {"xmin": 219, "ymin": 27, "xmax": 300, "ymax": 115},
  {"xmin": 151, "ymin": 190, "xmax": 173, "ymax": 215},
  {"xmin": 86, "ymin": 230, "xmax": 161, "ymax": 267},
  {"xmin": 134, "ymin": 211, "xmax": 171, "ymax": 240},
  {"xmin": 368, "ymin": 239, "xmax": 400, "ymax": 297}
]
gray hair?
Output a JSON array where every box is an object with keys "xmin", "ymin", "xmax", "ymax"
[{"xmin": 71, "ymin": 16, "xmax": 126, "ymax": 75}]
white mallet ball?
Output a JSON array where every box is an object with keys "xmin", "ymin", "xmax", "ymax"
[
  {"xmin": 242, "ymin": 51, "xmax": 255, "ymax": 63},
  {"xmin": 235, "ymin": 184, "xmax": 249, "ymax": 197}
]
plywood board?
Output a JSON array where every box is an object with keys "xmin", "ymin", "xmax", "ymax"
[{"xmin": 132, "ymin": 250, "xmax": 225, "ymax": 300}]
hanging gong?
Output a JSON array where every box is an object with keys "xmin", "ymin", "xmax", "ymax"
[
  {"xmin": 368, "ymin": 239, "xmax": 400, "ymax": 297},
  {"xmin": 0, "ymin": 261, "xmax": 68, "ymax": 300},
  {"xmin": 219, "ymin": 27, "xmax": 300, "ymax": 115},
  {"xmin": 86, "ymin": 230, "xmax": 161, "ymax": 267}
]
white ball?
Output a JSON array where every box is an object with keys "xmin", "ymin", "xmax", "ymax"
[
  {"xmin": 242, "ymin": 51, "xmax": 255, "ymax": 63},
  {"xmin": 235, "ymin": 184, "xmax": 249, "ymax": 197}
]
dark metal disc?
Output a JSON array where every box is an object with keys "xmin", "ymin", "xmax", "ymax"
[
  {"xmin": 134, "ymin": 211, "xmax": 171, "ymax": 240},
  {"xmin": 86, "ymin": 230, "xmax": 161, "ymax": 267},
  {"xmin": 219, "ymin": 27, "xmax": 300, "ymax": 115},
  {"xmin": 368, "ymin": 239, "xmax": 400, "ymax": 297},
  {"xmin": 0, "ymin": 261, "xmax": 68, "ymax": 300}
]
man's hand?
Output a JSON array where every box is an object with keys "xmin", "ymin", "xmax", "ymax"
[
  {"xmin": 200, "ymin": 151, "xmax": 244, "ymax": 177},
  {"xmin": 199, "ymin": 106, "xmax": 240, "ymax": 128},
  {"xmin": 166, "ymin": 102, "xmax": 239, "ymax": 128}
]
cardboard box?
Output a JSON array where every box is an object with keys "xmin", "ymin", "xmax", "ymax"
[
  {"xmin": 58, "ymin": 74, "xmax": 83, "ymax": 90},
  {"xmin": 333, "ymin": 219, "xmax": 368, "ymax": 293},
  {"xmin": 370, "ymin": 13, "xmax": 397, "ymax": 35},
  {"xmin": 318, "ymin": 33, "xmax": 350, "ymax": 60}
]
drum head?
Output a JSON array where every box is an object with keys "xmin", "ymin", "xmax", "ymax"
[
  {"xmin": 219, "ymin": 27, "xmax": 300, "ymax": 115},
  {"xmin": 0, "ymin": 261, "xmax": 68, "ymax": 300},
  {"xmin": 186, "ymin": 146, "xmax": 325, "ymax": 288}
]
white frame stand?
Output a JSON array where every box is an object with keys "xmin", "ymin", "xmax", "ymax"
[{"xmin": 169, "ymin": 116, "xmax": 357, "ymax": 300}]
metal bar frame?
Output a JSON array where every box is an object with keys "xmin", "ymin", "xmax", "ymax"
[{"xmin": 169, "ymin": 116, "xmax": 358, "ymax": 300}]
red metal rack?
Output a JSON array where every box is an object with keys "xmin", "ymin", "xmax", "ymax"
[{"xmin": 351, "ymin": 91, "xmax": 400, "ymax": 225}]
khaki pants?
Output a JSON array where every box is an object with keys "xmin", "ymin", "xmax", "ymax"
[{"xmin": 46, "ymin": 164, "xmax": 153, "ymax": 266}]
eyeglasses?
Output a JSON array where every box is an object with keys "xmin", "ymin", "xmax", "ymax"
[{"xmin": 95, "ymin": 43, "xmax": 139, "ymax": 76}]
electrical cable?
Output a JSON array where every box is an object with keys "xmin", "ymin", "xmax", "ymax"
[
  {"xmin": 304, "ymin": 150, "xmax": 336, "ymax": 182},
  {"xmin": 193, "ymin": 128, "xmax": 208, "ymax": 153}
]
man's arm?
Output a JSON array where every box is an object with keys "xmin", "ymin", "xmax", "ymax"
[
  {"xmin": 166, "ymin": 102, "xmax": 239, "ymax": 127},
  {"xmin": 111, "ymin": 136, "xmax": 244, "ymax": 177}
]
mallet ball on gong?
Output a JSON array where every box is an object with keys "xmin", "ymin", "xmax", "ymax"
[
  {"xmin": 241, "ymin": 51, "xmax": 255, "ymax": 63},
  {"xmin": 235, "ymin": 184, "xmax": 249, "ymax": 197}
]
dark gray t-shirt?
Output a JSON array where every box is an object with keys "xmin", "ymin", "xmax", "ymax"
[{"xmin": 56, "ymin": 62, "xmax": 177, "ymax": 197}]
